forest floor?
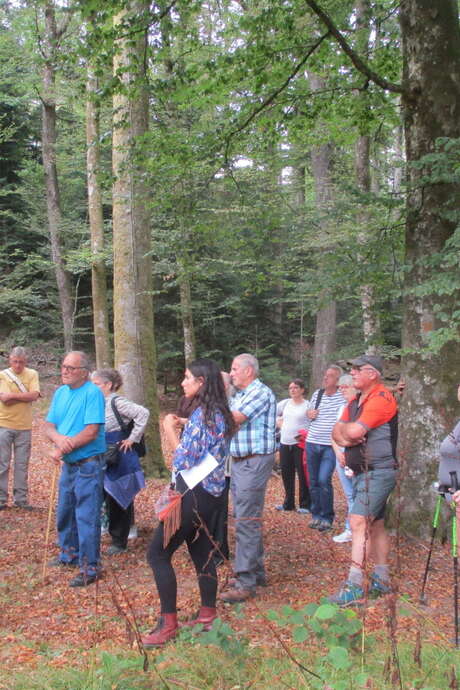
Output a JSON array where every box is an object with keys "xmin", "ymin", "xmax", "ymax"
[{"xmin": 0, "ymin": 395, "xmax": 458, "ymax": 677}]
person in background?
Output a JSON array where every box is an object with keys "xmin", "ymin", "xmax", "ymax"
[
  {"xmin": 0, "ymin": 347, "xmax": 40, "ymax": 510},
  {"xmin": 440, "ymin": 384, "xmax": 460, "ymax": 538},
  {"xmin": 45, "ymin": 351, "xmax": 105, "ymax": 587},
  {"xmin": 220, "ymin": 353, "xmax": 276, "ymax": 603},
  {"xmin": 142, "ymin": 358, "xmax": 235, "ymax": 647},
  {"xmin": 92, "ymin": 369, "xmax": 149, "ymax": 555},
  {"xmin": 275, "ymin": 378, "xmax": 310, "ymax": 514},
  {"xmin": 306, "ymin": 365, "xmax": 345, "ymax": 532},
  {"xmin": 331, "ymin": 374, "xmax": 356, "ymax": 544}
]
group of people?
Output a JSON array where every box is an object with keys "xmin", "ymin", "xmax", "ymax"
[{"xmin": 0, "ymin": 346, "xmax": 406, "ymax": 645}]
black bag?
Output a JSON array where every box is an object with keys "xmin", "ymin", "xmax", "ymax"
[
  {"xmin": 104, "ymin": 442, "xmax": 121, "ymax": 466},
  {"xmin": 111, "ymin": 396, "xmax": 147, "ymax": 457}
]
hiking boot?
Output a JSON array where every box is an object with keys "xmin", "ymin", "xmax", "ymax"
[
  {"xmin": 180, "ymin": 607, "xmax": 217, "ymax": 632},
  {"xmin": 69, "ymin": 572, "xmax": 100, "ymax": 587},
  {"xmin": 309, "ymin": 518, "xmax": 321, "ymax": 529},
  {"xmin": 142, "ymin": 614, "xmax": 178, "ymax": 647},
  {"xmin": 220, "ymin": 587, "xmax": 256, "ymax": 603},
  {"xmin": 227, "ymin": 575, "xmax": 267, "ymax": 588},
  {"xmin": 369, "ymin": 574, "xmax": 392, "ymax": 598},
  {"xmin": 327, "ymin": 581, "xmax": 364, "ymax": 607},
  {"xmin": 317, "ymin": 520, "xmax": 333, "ymax": 532},
  {"xmin": 13, "ymin": 503, "xmax": 35, "ymax": 511},
  {"xmin": 48, "ymin": 556, "xmax": 78, "ymax": 568}
]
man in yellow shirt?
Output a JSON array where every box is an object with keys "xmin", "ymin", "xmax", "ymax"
[{"xmin": 0, "ymin": 347, "xmax": 40, "ymax": 509}]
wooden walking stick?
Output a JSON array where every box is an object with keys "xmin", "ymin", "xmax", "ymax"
[{"xmin": 42, "ymin": 462, "xmax": 59, "ymax": 581}]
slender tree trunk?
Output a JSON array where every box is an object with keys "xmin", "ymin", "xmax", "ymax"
[
  {"xmin": 178, "ymin": 272, "xmax": 196, "ymax": 366},
  {"xmin": 42, "ymin": 1, "xmax": 74, "ymax": 351},
  {"xmin": 86, "ymin": 66, "xmax": 111, "ymax": 368},
  {"xmin": 309, "ymin": 74, "xmax": 337, "ymax": 389},
  {"xmin": 398, "ymin": 0, "xmax": 460, "ymax": 534},
  {"xmin": 354, "ymin": 0, "xmax": 381, "ymax": 352},
  {"xmin": 112, "ymin": 0, "xmax": 164, "ymax": 476}
]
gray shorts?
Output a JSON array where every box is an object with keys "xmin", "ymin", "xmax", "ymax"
[{"xmin": 351, "ymin": 468, "xmax": 397, "ymax": 520}]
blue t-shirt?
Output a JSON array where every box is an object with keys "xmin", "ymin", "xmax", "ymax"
[{"xmin": 46, "ymin": 380, "xmax": 106, "ymax": 463}]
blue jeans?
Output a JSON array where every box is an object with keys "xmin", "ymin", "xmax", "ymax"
[
  {"xmin": 57, "ymin": 457, "xmax": 104, "ymax": 576},
  {"xmin": 306, "ymin": 442, "xmax": 335, "ymax": 524},
  {"xmin": 335, "ymin": 460, "xmax": 354, "ymax": 530}
]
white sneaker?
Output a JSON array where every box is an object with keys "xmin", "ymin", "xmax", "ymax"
[
  {"xmin": 333, "ymin": 529, "xmax": 352, "ymax": 543},
  {"xmin": 128, "ymin": 525, "xmax": 138, "ymax": 540}
]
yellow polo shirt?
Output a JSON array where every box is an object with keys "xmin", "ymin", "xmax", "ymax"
[{"xmin": 0, "ymin": 367, "xmax": 40, "ymax": 430}]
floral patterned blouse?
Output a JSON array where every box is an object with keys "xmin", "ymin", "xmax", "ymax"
[{"xmin": 173, "ymin": 406, "xmax": 229, "ymax": 496}]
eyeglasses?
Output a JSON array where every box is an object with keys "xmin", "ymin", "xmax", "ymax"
[
  {"xmin": 352, "ymin": 366, "xmax": 377, "ymax": 374},
  {"xmin": 61, "ymin": 365, "xmax": 85, "ymax": 373}
]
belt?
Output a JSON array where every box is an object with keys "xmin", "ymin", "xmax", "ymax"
[
  {"xmin": 73, "ymin": 455, "xmax": 100, "ymax": 466},
  {"xmin": 232, "ymin": 454, "xmax": 257, "ymax": 462}
]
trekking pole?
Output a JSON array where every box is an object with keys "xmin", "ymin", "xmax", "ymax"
[
  {"xmin": 449, "ymin": 471, "xmax": 459, "ymax": 648},
  {"xmin": 42, "ymin": 463, "xmax": 59, "ymax": 581},
  {"xmin": 419, "ymin": 490, "xmax": 444, "ymax": 605}
]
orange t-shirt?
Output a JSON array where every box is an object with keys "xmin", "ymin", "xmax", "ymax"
[{"xmin": 340, "ymin": 383, "xmax": 397, "ymax": 430}]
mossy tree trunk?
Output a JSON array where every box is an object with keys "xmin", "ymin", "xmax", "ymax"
[
  {"xmin": 112, "ymin": 0, "xmax": 165, "ymax": 476},
  {"xmin": 398, "ymin": 0, "xmax": 460, "ymax": 533}
]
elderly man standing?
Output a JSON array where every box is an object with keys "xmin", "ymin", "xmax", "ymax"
[
  {"xmin": 329, "ymin": 354, "xmax": 398, "ymax": 606},
  {"xmin": 45, "ymin": 351, "xmax": 106, "ymax": 587},
  {"xmin": 0, "ymin": 347, "xmax": 40, "ymax": 510},
  {"xmin": 220, "ymin": 353, "xmax": 276, "ymax": 603},
  {"xmin": 306, "ymin": 365, "xmax": 345, "ymax": 531}
]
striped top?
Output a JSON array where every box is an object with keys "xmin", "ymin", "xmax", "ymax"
[
  {"xmin": 307, "ymin": 389, "xmax": 346, "ymax": 445},
  {"xmin": 105, "ymin": 393, "xmax": 149, "ymax": 442},
  {"xmin": 230, "ymin": 378, "xmax": 277, "ymax": 457}
]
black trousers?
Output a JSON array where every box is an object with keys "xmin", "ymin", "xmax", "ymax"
[
  {"xmin": 105, "ymin": 491, "xmax": 133, "ymax": 549},
  {"xmin": 147, "ymin": 482, "xmax": 224, "ymax": 613},
  {"xmin": 209, "ymin": 476, "xmax": 230, "ymax": 562},
  {"xmin": 279, "ymin": 443, "xmax": 310, "ymax": 510}
]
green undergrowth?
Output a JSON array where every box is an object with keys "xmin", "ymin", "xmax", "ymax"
[{"xmin": 2, "ymin": 605, "xmax": 460, "ymax": 689}]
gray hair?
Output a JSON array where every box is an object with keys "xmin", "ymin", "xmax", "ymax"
[
  {"xmin": 235, "ymin": 353, "xmax": 259, "ymax": 376},
  {"xmin": 338, "ymin": 374, "xmax": 354, "ymax": 386},
  {"xmin": 65, "ymin": 351, "xmax": 91, "ymax": 370},
  {"xmin": 10, "ymin": 346, "xmax": 27, "ymax": 359},
  {"xmin": 92, "ymin": 368, "xmax": 123, "ymax": 391},
  {"xmin": 327, "ymin": 364, "xmax": 343, "ymax": 377}
]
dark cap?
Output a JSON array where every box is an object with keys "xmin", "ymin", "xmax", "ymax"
[{"xmin": 348, "ymin": 355, "xmax": 383, "ymax": 374}]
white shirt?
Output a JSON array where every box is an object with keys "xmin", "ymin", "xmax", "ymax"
[{"xmin": 277, "ymin": 398, "xmax": 309, "ymax": 445}]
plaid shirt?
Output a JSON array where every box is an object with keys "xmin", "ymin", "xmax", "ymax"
[{"xmin": 230, "ymin": 378, "xmax": 276, "ymax": 457}]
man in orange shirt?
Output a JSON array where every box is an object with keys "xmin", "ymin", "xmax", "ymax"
[{"xmin": 329, "ymin": 355, "xmax": 398, "ymax": 606}]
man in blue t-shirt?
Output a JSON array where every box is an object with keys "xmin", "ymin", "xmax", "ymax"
[{"xmin": 45, "ymin": 351, "xmax": 106, "ymax": 587}]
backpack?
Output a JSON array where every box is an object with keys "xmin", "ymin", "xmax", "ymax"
[{"xmin": 111, "ymin": 396, "xmax": 147, "ymax": 457}]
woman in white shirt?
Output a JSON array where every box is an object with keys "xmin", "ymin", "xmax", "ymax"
[{"xmin": 276, "ymin": 379, "xmax": 310, "ymax": 513}]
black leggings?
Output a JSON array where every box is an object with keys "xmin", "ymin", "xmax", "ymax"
[{"xmin": 147, "ymin": 483, "xmax": 224, "ymax": 614}]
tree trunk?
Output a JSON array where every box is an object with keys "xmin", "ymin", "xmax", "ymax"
[
  {"xmin": 112, "ymin": 0, "xmax": 165, "ymax": 476},
  {"xmin": 354, "ymin": 0, "xmax": 381, "ymax": 352},
  {"xmin": 309, "ymin": 73, "xmax": 337, "ymax": 389},
  {"xmin": 86, "ymin": 65, "xmax": 111, "ymax": 368},
  {"xmin": 398, "ymin": 0, "xmax": 460, "ymax": 533},
  {"xmin": 178, "ymin": 272, "xmax": 196, "ymax": 366},
  {"xmin": 42, "ymin": 1, "xmax": 74, "ymax": 352}
]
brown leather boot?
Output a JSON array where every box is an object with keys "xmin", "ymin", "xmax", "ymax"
[
  {"xmin": 181, "ymin": 607, "xmax": 217, "ymax": 632},
  {"xmin": 142, "ymin": 613, "xmax": 178, "ymax": 648}
]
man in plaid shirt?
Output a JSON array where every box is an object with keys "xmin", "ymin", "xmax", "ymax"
[{"xmin": 220, "ymin": 353, "xmax": 276, "ymax": 603}]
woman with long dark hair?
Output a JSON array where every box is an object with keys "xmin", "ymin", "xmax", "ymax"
[{"xmin": 142, "ymin": 358, "xmax": 236, "ymax": 647}]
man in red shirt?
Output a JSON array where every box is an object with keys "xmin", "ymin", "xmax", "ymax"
[{"xmin": 329, "ymin": 355, "xmax": 398, "ymax": 606}]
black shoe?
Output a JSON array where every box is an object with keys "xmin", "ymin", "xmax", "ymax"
[
  {"xmin": 69, "ymin": 572, "xmax": 100, "ymax": 587},
  {"xmin": 13, "ymin": 503, "xmax": 35, "ymax": 511},
  {"xmin": 48, "ymin": 556, "xmax": 78, "ymax": 568},
  {"xmin": 309, "ymin": 519, "xmax": 321, "ymax": 529},
  {"xmin": 317, "ymin": 520, "xmax": 333, "ymax": 532},
  {"xmin": 106, "ymin": 544, "xmax": 127, "ymax": 556}
]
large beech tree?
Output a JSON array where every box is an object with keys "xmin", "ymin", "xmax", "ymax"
[
  {"xmin": 112, "ymin": 0, "xmax": 164, "ymax": 475},
  {"xmin": 305, "ymin": 0, "xmax": 460, "ymax": 532}
]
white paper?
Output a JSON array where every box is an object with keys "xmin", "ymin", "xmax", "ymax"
[{"xmin": 179, "ymin": 452, "xmax": 218, "ymax": 489}]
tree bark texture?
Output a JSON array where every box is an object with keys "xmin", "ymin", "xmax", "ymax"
[
  {"xmin": 179, "ymin": 274, "xmax": 196, "ymax": 366},
  {"xmin": 42, "ymin": 2, "xmax": 74, "ymax": 352},
  {"xmin": 86, "ymin": 67, "xmax": 111, "ymax": 368},
  {"xmin": 309, "ymin": 73, "xmax": 337, "ymax": 389},
  {"xmin": 112, "ymin": 1, "xmax": 164, "ymax": 476},
  {"xmin": 398, "ymin": 0, "xmax": 460, "ymax": 534}
]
